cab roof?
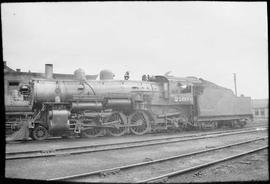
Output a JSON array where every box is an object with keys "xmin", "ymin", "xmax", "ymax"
[{"xmin": 152, "ymin": 75, "xmax": 202, "ymax": 85}]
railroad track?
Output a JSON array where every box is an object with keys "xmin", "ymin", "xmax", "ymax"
[
  {"xmin": 6, "ymin": 121, "xmax": 268, "ymax": 145},
  {"xmin": 47, "ymin": 136, "xmax": 268, "ymax": 182},
  {"xmin": 6, "ymin": 126, "xmax": 267, "ymax": 160}
]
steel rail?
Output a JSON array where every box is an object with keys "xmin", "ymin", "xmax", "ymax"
[
  {"xmin": 137, "ymin": 145, "xmax": 268, "ymax": 183},
  {"xmin": 6, "ymin": 121, "xmax": 267, "ymax": 144},
  {"xmin": 47, "ymin": 136, "xmax": 268, "ymax": 181},
  {"xmin": 6, "ymin": 127, "xmax": 267, "ymax": 160}
]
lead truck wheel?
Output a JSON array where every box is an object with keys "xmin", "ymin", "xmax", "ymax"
[
  {"xmin": 30, "ymin": 125, "xmax": 49, "ymax": 141},
  {"xmin": 129, "ymin": 111, "xmax": 150, "ymax": 135}
]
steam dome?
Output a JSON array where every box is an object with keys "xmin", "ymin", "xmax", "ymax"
[
  {"xmin": 99, "ymin": 70, "xmax": 115, "ymax": 80},
  {"xmin": 74, "ymin": 68, "xmax": 86, "ymax": 81}
]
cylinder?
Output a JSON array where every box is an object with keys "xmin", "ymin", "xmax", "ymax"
[
  {"xmin": 45, "ymin": 64, "xmax": 53, "ymax": 79},
  {"xmin": 71, "ymin": 102, "xmax": 103, "ymax": 111},
  {"xmin": 48, "ymin": 110, "xmax": 70, "ymax": 135}
]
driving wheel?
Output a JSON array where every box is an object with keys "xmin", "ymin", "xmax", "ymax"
[
  {"xmin": 129, "ymin": 111, "xmax": 150, "ymax": 135},
  {"xmin": 106, "ymin": 112, "xmax": 128, "ymax": 136}
]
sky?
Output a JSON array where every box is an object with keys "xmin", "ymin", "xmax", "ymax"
[{"xmin": 1, "ymin": 2, "xmax": 268, "ymax": 99}]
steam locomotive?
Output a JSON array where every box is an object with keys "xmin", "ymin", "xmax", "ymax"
[{"xmin": 5, "ymin": 66, "xmax": 253, "ymax": 141}]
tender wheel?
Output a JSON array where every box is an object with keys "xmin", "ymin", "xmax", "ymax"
[
  {"xmin": 129, "ymin": 111, "xmax": 150, "ymax": 135},
  {"xmin": 82, "ymin": 127, "xmax": 104, "ymax": 138},
  {"xmin": 106, "ymin": 112, "xmax": 128, "ymax": 136},
  {"xmin": 30, "ymin": 125, "xmax": 49, "ymax": 141}
]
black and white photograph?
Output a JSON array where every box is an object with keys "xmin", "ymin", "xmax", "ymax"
[{"xmin": 2, "ymin": 1, "xmax": 268, "ymax": 183}]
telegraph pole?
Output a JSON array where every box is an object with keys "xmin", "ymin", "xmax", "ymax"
[{"xmin": 233, "ymin": 73, "xmax": 237, "ymax": 96}]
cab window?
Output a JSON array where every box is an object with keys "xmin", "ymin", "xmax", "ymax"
[
  {"xmin": 171, "ymin": 81, "xmax": 191, "ymax": 94},
  {"xmin": 177, "ymin": 82, "xmax": 191, "ymax": 93}
]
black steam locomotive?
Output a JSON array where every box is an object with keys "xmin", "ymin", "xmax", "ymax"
[{"xmin": 5, "ymin": 66, "xmax": 253, "ymax": 140}]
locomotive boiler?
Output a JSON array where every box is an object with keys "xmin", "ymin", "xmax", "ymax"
[{"xmin": 5, "ymin": 67, "xmax": 253, "ymax": 141}]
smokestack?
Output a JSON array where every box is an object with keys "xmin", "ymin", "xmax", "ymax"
[
  {"xmin": 45, "ymin": 64, "xmax": 53, "ymax": 79},
  {"xmin": 16, "ymin": 69, "xmax": 21, "ymax": 72}
]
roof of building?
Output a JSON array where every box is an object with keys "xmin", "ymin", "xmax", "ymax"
[
  {"xmin": 4, "ymin": 71, "xmax": 98, "ymax": 80},
  {"xmin": 252, "ymin": 99, "xmax": 268, "ymax": 108},
  {"xmin": 3, "ymin": 61, "xmax": 98, "ymax": 80},
  {"xmin": 4, "ymin": 64, "xmax": 15, "ymax": 72}
]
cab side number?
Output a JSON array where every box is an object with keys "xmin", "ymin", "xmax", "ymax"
[{"xmin": 174, "ymin": 96, "xmax": 192, "ymax": 102}]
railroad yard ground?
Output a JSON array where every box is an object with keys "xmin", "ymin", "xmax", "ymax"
[
  {"xmin": 5, "ymin": 120, "xmax": 269, "ymax": 183},
  {"xmin": 170, "ymin": 149, "xmax": 268, "ymax": 182}
]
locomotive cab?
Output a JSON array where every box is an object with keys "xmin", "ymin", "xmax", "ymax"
[{"xmin": 169, "ymin": 80, "xmax": 194, "ymax": 105}]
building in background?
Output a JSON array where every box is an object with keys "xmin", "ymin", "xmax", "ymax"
[
  {"xmin": 3, "ymin": 61, "xmax": 15, "ymax": 72},
  {"xmin": 252, "ymin": 99, "xmax": 268, "ymax": 120}
]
